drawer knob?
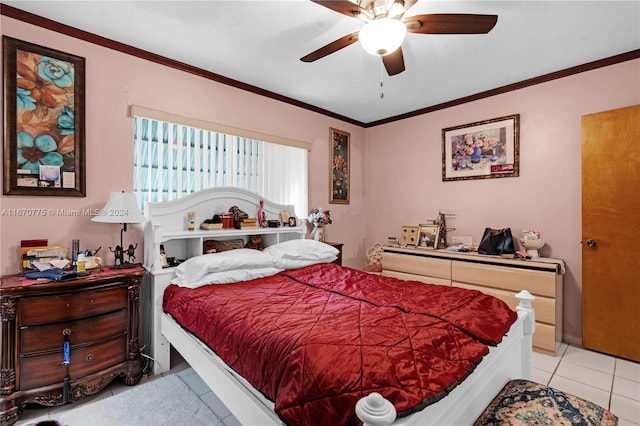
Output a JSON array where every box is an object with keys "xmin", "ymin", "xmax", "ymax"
[{"xmin": 86, "ymin": 354, "xmax": 94, "ymax": 362}]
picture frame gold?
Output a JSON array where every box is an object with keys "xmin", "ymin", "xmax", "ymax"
[
  {"xmin": 3, "ymin": 36, "xmax": 86, "ymax": 196},
  {"xmin": 329, "ymin": 127, "xmax": 349, "ymax": 204},
  {"xmin": 418, "ymin": 224, "xmax": 441, "ymax": 249},
  {"xmin": 442, "ymin": 114, "xmax": 519, "ymax": 182}
]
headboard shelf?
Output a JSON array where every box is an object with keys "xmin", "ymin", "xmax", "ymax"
[{"xmin": 143, "ymin": 187, "xmax": 305, "ymax": 273}]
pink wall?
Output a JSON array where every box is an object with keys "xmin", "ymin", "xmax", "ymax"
[
  {"xmin": 363, "ymin": 60, "xmax": 640, "ymax": 345},
  {"xmin": 0, "ymin": 16, "xmax": 366, "ymax": 274},
  {"xmin": 2, "ymin": 15, "xmax": 639, "ymax": 345}
]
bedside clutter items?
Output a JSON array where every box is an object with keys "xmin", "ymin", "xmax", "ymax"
[
  {"xmin": 399, "ymin": 213, "xmax": 453, "ymax": 249},
  {"xmin": 91, "ymin": 191, "xmax": 147, "ymax": 269},
  {"xmin": 478, "ymin": 227, "xmax": 516, "ymax": 257},
  {"xmin": 519, "ymin": 230, "xmax": 546, "ymax": 258},
  {"xmin": 308, "ymin": 207, "xmax": 332, "ymax": 242},
  {"xmin": 363, "ymin": 243, "xmax": 384, "ymax": 273},
  {"xmin": 401, "ymin": 226, "xmax": 419, "ymax": 247}
]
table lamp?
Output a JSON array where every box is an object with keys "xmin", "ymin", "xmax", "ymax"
[{"xmin": 92, "ymin": 191, "xmax": 147, "ymax": 269}]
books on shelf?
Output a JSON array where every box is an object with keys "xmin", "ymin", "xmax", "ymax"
[{"xmin": 235, "ymin": 217, "xmax": 259, "ymax": 229}]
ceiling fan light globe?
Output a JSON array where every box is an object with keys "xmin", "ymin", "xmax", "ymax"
[{"xmin": 359, "ymin": 18, "xmax": 407, "ymax": 57}]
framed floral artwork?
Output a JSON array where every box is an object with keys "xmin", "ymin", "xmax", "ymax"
[
  {"xmin": 442, "ymin": 114, "xmax": 520, "ymax": 182},
  {"xmin": 330, "ymin": 127, "xmax": 349, "ymax": 204},
  {"xmin": 3, "ymin": 36, "xmax": 86, "ymax": 196}
]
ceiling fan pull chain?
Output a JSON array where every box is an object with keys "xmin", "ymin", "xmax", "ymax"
[{"xmin": 380, "ymin": 62, "xmax": 385, "ymax": 99}]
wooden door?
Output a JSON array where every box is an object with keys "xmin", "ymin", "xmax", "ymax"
[{"xmin": 582, "ymin": 104, "xmax": 640, "ymax": 362}]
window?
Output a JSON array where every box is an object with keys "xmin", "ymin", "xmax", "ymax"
[{"xmin": 132, "ymin": 106, "xmax": 308, "ymax": 218}]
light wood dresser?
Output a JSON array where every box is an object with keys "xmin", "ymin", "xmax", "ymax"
[{"xmin": 381, "ymin": 246, "xmax": 564, "ymax": 355}]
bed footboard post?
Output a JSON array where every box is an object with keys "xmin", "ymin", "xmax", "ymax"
[
  {"xmin": 355, "ymin": 392, "xmax": 396, "ymax": 426},
  {"xmin": 515, "ymin": 290, "xmax": 536, "ymax": 380}
]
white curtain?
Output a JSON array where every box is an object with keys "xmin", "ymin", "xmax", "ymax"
[{"xmin": 133, "ymin": 116, "xmax": 308, "ymax": 218}]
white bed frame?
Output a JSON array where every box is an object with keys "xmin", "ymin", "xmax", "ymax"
[{"xmin": 144, "ymin": 187, "xmax": 535, "ymax": 426}]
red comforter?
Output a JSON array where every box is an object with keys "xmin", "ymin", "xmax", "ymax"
[{"xmin": 163, "ymin": 263, "xmax": 517, "ymax": 426}]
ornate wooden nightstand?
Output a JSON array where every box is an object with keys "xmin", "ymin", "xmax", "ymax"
[
  {"xmin": 325, "ymin": 242, "xmax": 344, "ymax": 266},
  {"xmin": 0, "ymin": 266, "xmax": 145, "ymax": 425}
]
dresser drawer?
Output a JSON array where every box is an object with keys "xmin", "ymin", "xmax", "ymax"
[
  {"xmin": 454, "ymin": 282, "xmax": 558, "ymax": 325},
  {"xmin": 21, "ymin": 309, "xmax": 127, "ymax": 354},
  {"xmin": 19, "ymin": 334, "xmax": 127, "ymax": 390},
  {"xmin": 382, "ymin": 270, "xmax": 451, "ymax": 286},
  {"xmin": 533, "ymin": 323, "xmax": 558, "ymax": 354},
  {"xmin": 451, "ymin": 261, "xmax": 556, "ymax": 297},
  {"xmin": 382, "ymin": 252, "xmax": 451, "ymax": 280},
  {"xmin": 20, "ymin": 286, "xmax": 128, "ymax": 325}
]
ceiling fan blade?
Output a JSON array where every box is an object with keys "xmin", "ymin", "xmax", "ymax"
[
  {"xmin": 311, "ymin": 0, "xmax": 372, "ymax": 21},
  {"xmin": 404, "ymin": 13, "xmax": 498, "ymax": 34},
  {"xmin": 382, "ymin": 47, "xmax": 405, "ymax": 76},
  {"xmin": 300, "ymin": 32, "xmax": 360, "ymax": 62}
]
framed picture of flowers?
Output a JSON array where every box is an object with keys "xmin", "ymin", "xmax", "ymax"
[
  {"xmin": 330, "ymin": 127, "xmax": 349, "ymax": 204},
  {"xmin": 442, "ymin": 114, "xmax": 519, "ymax": 182},
  {"xmin": 3, "ymin": 36, "xmax": 86, "ymax": 196}
]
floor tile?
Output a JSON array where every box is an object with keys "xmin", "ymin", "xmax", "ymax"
[
  {"xmin": 614, "ymin": 376, "xmax": 640, "ymax": 401},
  {"xmin": 617, "ymin": 358, "xmax": 640, "ymax": 382},
  {"xmin": 531, "ymin": 367, "xmax": 552, "ymax": 386},
  {"xmin": 179, "ymin": 370, "xmax": 212, "ymax": 396},
  {"xmin": 610, "ymin": 393, "xmax": 640, "ymax": 424},
  {"xmin": 562, "ymin": 346, "xmax": 616, "ymax": 375},
  {"xmin": 200, "ymin": 390, "xmax": 232, "ymax": 419},
  {"xmin": 532, "ymin": 350, "xmax": 561, "ymax": 373},
  {"xmin": 555, "ymin": 359, "xmax": 614, "ymax": 391}
]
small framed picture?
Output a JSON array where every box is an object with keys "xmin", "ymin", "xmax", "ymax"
[
  {"xmin": 418, "ymin": 224, "xmax": 441, "ymax": 249},
  {"xmin": 280, "ymin": 210, "xmax": 290, "ymax": 225},
  {"xmin": 288, "ymin": 217, "xmax": 297, "ymax": 227}
]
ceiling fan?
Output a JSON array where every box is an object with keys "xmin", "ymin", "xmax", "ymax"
[{"xmin": 300, "ymin": 0, "xmax": 498, "ymax": 76}]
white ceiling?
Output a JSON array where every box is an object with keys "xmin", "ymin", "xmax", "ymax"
[{"xmin": 4, "ymin": 0, "xmax": 639, "ymax": 125}]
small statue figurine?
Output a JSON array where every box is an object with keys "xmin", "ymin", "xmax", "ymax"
[{"xmin": 257, "ymin": 199, "xmax": 267, "ymax": 227}]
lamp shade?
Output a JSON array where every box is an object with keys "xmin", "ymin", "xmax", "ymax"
[
  {"xmin": 92, "ymin": 192, "xmax": 147, "ymax": 224},
  {"xmin": 359, "ymin": 18, "xmax": 407, "ymax": 56}
]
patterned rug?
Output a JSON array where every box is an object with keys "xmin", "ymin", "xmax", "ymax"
[{"xmin": 474, "ymin": 379, "xmax": 618, "ymax": 426}]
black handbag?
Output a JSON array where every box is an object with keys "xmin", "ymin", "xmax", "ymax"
[{"xmin": 478, "ymin": 228, "xmax": 516, "ymax": 256}]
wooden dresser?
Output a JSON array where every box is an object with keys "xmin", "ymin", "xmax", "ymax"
[
  {"xmin": 0, "ymin": 266, "xmax": 145, "ymax": 425},
  {"xmin": 381, "ymin": 247, "xmax": 564, "ymax": 355}
]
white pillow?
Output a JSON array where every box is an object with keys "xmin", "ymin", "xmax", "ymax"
[
  {"xmin": 174, "ymin": 248, "xmax": 276, "ymax": 282},
  {"xmin": 271, "ymin": 258, "xmax": 336, "ymax": 270},
  {"xmin": 173, "ymin": 267, "xmax": 282, "ymax": 289},
  {"xmin": 264, "ymin": 239, "xmax": 338, "ymax": 268}
]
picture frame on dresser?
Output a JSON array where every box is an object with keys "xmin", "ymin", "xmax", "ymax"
[
  {"xmin": 2, "ymin": 36, "xmax": 86, "ymax": 196},
  {"xmin": 418, "ymin": 224, "xmax": 441, "ymax": 249},
  {"xmin": 442, "ymin": 114, "xmax": 519, "ymax": 182}
]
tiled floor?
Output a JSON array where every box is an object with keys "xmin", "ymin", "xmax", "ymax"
[
  {"xmin": 15, "ymin": 344, "xmax": 640, "ymax": 425},
  {"xmin": 531, "ymin": 343, "xmax": 640, "ymax": 425}
]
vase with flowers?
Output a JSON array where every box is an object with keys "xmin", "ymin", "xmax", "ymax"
[{"xmin": 308, "ymin": 208, "xmax": 332, "ymax": 242}]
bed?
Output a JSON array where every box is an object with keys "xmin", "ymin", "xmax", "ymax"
[{"xmin": 143, "ymin": 187, "xmax": 535, "ymax": 426}]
